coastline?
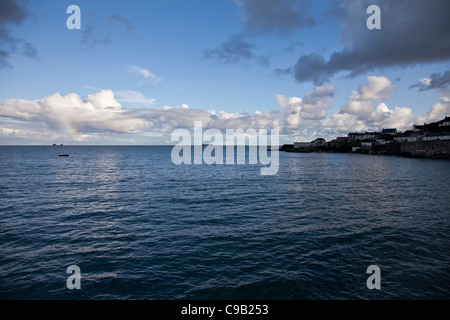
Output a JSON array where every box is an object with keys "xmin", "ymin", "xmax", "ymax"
[{"xmin": 281, "ymin": 140, "xmax": 450, "ymax": 160}]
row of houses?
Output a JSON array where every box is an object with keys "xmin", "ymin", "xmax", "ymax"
[
  {"xmin": 414, "ymin": 116, "xmax": 450, "ymax": 133},
  {"xmin": 390, "ymin": 116, "xmax": 450, "ymax": 143},
  {"xmin": 293, "ymin": 116, "xmax": 450, "ymax": 150},
  {"xmin": 325, "ymin": 129, "xmax": 400, "ymax": 149},
  {"xmin": 394, "ymin": 132, "xmax": 450, "ymax": 143},
  {"xmin": 348, "ymin": 128, "xmax": 397, "ymax": 142}
]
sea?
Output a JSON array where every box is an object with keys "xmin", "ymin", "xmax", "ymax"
[{"xmin": 0, "ymin": 146, "xmax": 449, "ymax": 299}]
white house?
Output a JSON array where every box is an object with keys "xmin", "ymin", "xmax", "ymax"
[
  {"xmin": 423, "ymin": 133, "xmax": 450, "ymax": 141},
  {"xmin": 394, "ymin": 135, "xmax": 407, "ymax": 142},
  {"xmin": 361, "ymin": 141, "xmax": 373, "ymax": 148},
  {"xmin": 438, "ymin": 120, "xmax": 450, "ymax": 127},
  {"xmin": 311, "ymin": 138, "xmax": 326, "ymax": 147},
  {"xmin": 348, "ymin": 132, "xmax": 379, "ymax": 141},
  {"xmin": 406, "ymin": 134, "xmax": 420, "ymax": 142},
  {"xmin": 294, "ymin": 138, "xmax": 326, "ymax": 149},
  {"xmin": 375, "ymin": 139, "xmax": 393, "ymax": 145}
]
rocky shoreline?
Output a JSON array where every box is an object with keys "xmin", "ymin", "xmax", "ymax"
[{"xmin": 280, "ymin": 140, "xmax": 450, "ymax": 160}]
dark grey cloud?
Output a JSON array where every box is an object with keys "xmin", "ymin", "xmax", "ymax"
[
  {"xmin": 302, "ymin": 83, "xmax": 334, "ymax": 106},
  {"xmin": 0, "ymin": 0, "xmax": 27, "ymax": 25},
  {"xmin": 410, "ymin": 71, "xmax": 450, "ymax": 91},
  {"xmin": 203, "ymin": 34, "xmax": 256, "ymax": 64},
  {"xmin": 0, "ymin": 0, "xmax": 37, "ymax": 69},
  {"xmin": 291, "ymin": 0, "xmax": 450, "ymax": 84},
  {"xmin": 82, "ymin": 15, "xmax": 111, "ymax": 46},
  {"xmin": 233, "ymin": 0, "xmax": 314, "ymax": 35},
  {"xmin": 82, "ymin": 14, "xmax": 132, "ymax": 47},
  {"xmin": 257, "ymin": 55, "xmax": 270, "ymax": 68},
  {"xmin": 271, "ymin": 66, "xmax": 293, "ymax": 80},
  {"xmin": 0, "ymin": 49, "xmax": 10, "ymax": 68},
  {"xmin": 293, "ymin": 53, "xmax": 335, "ymax": 85},
  {"xmin": 203, "ymin": 34, "xmax": 271, "ymax": 68},
  {"xmin": 107, "ymin": 14, "xmax": 132, "ymax": 33},
  {"xmin": 283, "ymin": 41, "xmax": 303, "ymax": 53},
  {"xmin": 203, "ymin": 0, "xmax": 313, "ymax": 68}
]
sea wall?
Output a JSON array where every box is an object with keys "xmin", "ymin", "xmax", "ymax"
[
  {"xmin": 399, "ymin": 140, "xmax": 450, "ymax": 158},
  {"xmin": 282, "ymin": 140, "xmax": 450, "ymax": 159}
]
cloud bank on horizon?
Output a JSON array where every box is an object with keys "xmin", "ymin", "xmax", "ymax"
[
  {"xmin": 2, "ymin": 75, "xmax": 449, "ymax": 144},
  {"xmin": 0, "ymin": 0, "xmax": 450, "ymax": 144}
]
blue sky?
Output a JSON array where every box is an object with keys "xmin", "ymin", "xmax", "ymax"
[{"xmin": 1, "ymin": 0, "xmax": 449, "ymax": 145}]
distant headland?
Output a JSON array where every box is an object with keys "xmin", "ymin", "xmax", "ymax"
[{"xmin": 281, "ymin": 116, "xmax": 450, "ymax": 159}]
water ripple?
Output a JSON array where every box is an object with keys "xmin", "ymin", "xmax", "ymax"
[{"xmin": 0, "ymin": 147, "xmax": 449, "ymax": 299}]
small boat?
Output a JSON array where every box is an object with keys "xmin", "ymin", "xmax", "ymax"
[{"xmin": 58, "ymin": 154, "xmax": 70, "ymax": 157}]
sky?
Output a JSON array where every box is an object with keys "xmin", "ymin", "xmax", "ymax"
[{"xmin": 0, "ymin": 0, "xmax": 449, "ymax": 145}]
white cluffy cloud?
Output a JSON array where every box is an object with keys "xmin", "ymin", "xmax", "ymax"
[
  {"xmin": 417, "ymin": 95, "xmax": 450, "ymax": 125},
  {"xmin": 115, "ymin": 90, "xmax": 156, "ymax": 106},
  {"xmin": 127, "ymin": 65, "xmax": 161, "ymax": 84},
  {"xmin": 276, "ymin": 83, "xmax": 334, "ymax": 129},
  {"xmin": 320, "ymin": 76, "xmax": 419, "ymax": 136},
  {"xmin": 341, "ymin": 76, "xmax": 395, "ymax": 114},
  {"xmin": 1, "ymin": 76, "xmax": 449, "ymax": 144},
  {"xmin": 0, "ymin": 90, "xmax": 149, "ymax": 142}
]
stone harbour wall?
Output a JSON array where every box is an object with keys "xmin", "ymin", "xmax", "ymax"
[{"xmin": 399, "ymin": 140, "xmax": 450, "ymax": 158}]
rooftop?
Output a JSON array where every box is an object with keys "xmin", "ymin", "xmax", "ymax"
[{"xmin": 382, "ymin": 128, "xmax": 397, "ymax": 133}]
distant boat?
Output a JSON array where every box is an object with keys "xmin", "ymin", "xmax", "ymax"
[{"xmin": 58, "ymin": 154, "xmax": 70, "ymax": 157}]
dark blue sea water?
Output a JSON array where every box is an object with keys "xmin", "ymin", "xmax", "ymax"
[{"xmin": 0, "ymin": 146, "xmax": 449, "ymax": 299}]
